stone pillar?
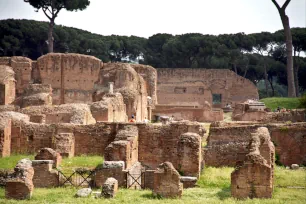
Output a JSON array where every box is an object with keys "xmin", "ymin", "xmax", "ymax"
[
  {"xmin": 177, "ymin": 132, "xmax": 201, "ymax": 178},
  {"xmin": 32, "ymin": 160, "xmax": 59, "ymax": 188},
  {"xmin": 153, "ymin": 162, "xmax": 183, "ymax": 198},
  {"xmin": 5, "ymin": 159, "xmax": 34, "ymax": 200},
  {"xmin": 109, "ymin": 82, "xmax": 114, "ymax": 94},
  {"xmin": 0, "ymin": 118, "xmax": 11, "ymax": 157}
]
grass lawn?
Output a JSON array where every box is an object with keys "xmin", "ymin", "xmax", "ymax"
[
  {"xmin": 260, "ymin": 97, "xmax": 300, "ymax": 110},
  {"xmin": 0, "ymin": 155, "xmax": 305, "ymax": 203},
  {"xmin": 0, "ymin": 154, "xmax": 103, "ymax": 172}
]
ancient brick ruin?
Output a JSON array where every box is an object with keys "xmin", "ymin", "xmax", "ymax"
[
  {"xmin": 231, "ymin": 127, "xmax": 275, "ymax": 199},
  {"xmin": 5, "ymin": 159, "xmax": 34, "ymax": 200},
  {"xmin": 0, "ymin": 52, "xmax": 305, "ymax": 200}
]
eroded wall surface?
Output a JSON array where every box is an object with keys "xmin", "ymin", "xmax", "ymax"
[
  {"xmin": 157, "ymin": 69, "xmax": 258, "ymax": 108},
  {"xmin": 205, "ymin": 122, "xmax": 306, "ymax": 167},
  {"xmin": 36, "ymin": 53, "xmax": 102, "ymax": 104}
]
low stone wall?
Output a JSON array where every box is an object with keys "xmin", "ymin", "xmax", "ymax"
[{"xmin": 153, "ymin": 105, "xmax": 223, "ymax": 122}]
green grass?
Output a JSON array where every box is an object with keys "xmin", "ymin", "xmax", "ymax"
[
  {"xmin": 0, "ymin": 154, "xmax": 34, "ymax": 170},
  {"xmin": 0, "ymin": 155, "xmax": 103, "ymax": 172},
  {"xmin": 260, "ymin": 97, "xmax": 300, "ymax": 110},
  {"xmin": 0, "ymin": 157, "xmax": 305, "ymax": 203}
]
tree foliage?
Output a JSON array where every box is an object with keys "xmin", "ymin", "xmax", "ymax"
[
  {"xmin": 0, "ymin": 19, "xmax": 306, "ymax": 97},
  {"xmin": 24, "ymin": 0, "xmax": 90, "ymax": 52}
]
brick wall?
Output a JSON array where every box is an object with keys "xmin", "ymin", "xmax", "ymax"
[{"xmin": 157, "ymin": 68, "xmax": 258, "ymax": 108}]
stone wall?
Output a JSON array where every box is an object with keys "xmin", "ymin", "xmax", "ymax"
[
  {"xmin": 36, "ymin": 53, "xmax": 102, "ymax": 104},
  {"xmin": 153, "ymin": 104, "xmax": 223, "ymax": 122},
  {"xmin": 138, "ymin": 121, "xmax": 204, "ymax": 176},
  {"xmin": 90, "ymin": 93, "xmax": 127, "ymax": 122},
  {"xmin": 0, "ymin": 117, "xmax": 11, "ymax": 157},
  {"xmin": 131, "ymin": 64, "xmax": 158, "ymax": 106},
  {"xmin": 94, "ymin": 63, "xmax": 148, "ymax": 122},
  {"xmin": 0, "ymin": 65, "xmax": 16, "ymax": 105},
  {"xmin": 157, "ymin": 69, "xmax": 258, "ymax": 108},
  {"xmin": 205, "ymin": 122, "xmax": 306, "ymax": 167}
]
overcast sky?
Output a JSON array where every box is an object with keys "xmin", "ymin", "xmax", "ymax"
[{"xmin": 0, "ymin": 0, "xmax": 305, "ymax": 38}]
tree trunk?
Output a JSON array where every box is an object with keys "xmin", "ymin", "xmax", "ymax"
[
  {"xmin": 264, "ymin": 64, "xmax": 269, "ymax": 97},
  {"xmin": 233, "ymin": 64, "xmax": 237, "ymax": 74},
  {"xmin": 293, "ymin": 50, "xmax": 300, "ymax": 97},
  {"xmin": 280, "ymin": 12, "xmax": 296, "ymax": 97},
  {"xmin": 268, "ymin": 77, "xmax": 275, "ymax": 97},
  {"xmin": 48, "ymin": 21, "xmax": 54, "ymax": 53}
]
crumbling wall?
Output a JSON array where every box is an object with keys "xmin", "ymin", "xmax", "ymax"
[
  {"xmin": 94, "ymin": 63, "xmax": 147, "ymax": 122},
  {"xmin": 131, "ymin": 64, "xmax": 158, "ymax": 106},
  {"xmin": 138, "ymin": 121, "xmax": 204, "ymax": 176},
  {"xmin": 205, "ymin": 125, "xmax": 261, "ymax": 167},
  {"xmin": 36, "ymin": 53, "xmax": 102, "ymax": 104},
  {"xmin": 270, "ymin": 124, "xmax": 306, "ymax": 166},
  {"xmin": 105, "ymin": 125, "xmax": 138, "ymax": 168},
  {"xmin": 21, "ymin": 103, "xmax": 96, "ymax": 125},
  {"xmin": 90, "ymin": 93, "xmax": 127, "ymax": 122},
  {"xmin": 14, "ymin": 84, "xmax": 52, "ymax": 108},
  {"xmin": 157, "ymin": 69, "xmax": 258, "ymax": 108},
  {"xmin": 153, "ymin": 102, "xmax": 223, "ymax": 122},
  {"xmin": 206, "ymin": 122, "xmax": 306, "ymax": 167},
  {"xmin": 0, "ymin": 116, "xmax": 11, "ymax": 157},
  {"xmin": 231, "ymin": 127, "xmax": 275, "ymax": 199},
  {"xmin": 0, "ymin": 65, "xmax": 16, "ymax": 105}
]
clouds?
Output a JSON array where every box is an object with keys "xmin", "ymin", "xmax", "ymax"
[{"xmin": 0, "ymin": 0, "xmax": 305, "ymax": 38}]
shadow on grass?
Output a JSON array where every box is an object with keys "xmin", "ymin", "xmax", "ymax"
[
  {"xmin": 216, "ymin": 187, "xmax": 231, "ymax": 200},
  {"xmin": 140, "ymin": 192, "xmax": 167, "ymax": 200}
]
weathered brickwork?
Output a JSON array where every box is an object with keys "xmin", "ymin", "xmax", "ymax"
[
  {"xmin": 0, "ymin": 65, "xmax": 16, "ymax": 105},
  {"xmin": 153, "ymin": 162, "xmax": 183, "ymax": 198},
  {"xmin": 205, "ymin": 122, "xmax": 306, "ymax": 167},
  {"xmin": 231, "ymin": 127, "xmax": 275, "ymax": 199},
  {"xmin": 157, "ymin": 69, "xmax": 258, "ymax": 108},
  {"xmin": 32, "ymin": 160, "xmax": 59, "ymax": 188},
  {"xmin": 5, "ymin": 159, "xmax": 34, "ymax": 200}
]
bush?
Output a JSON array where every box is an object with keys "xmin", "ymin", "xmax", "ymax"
[{"xmin": 299, "ymin": 94, "xmax": 306, "ymax": 108}]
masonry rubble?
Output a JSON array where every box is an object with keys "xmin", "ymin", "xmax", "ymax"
[
  {"xmin": 102, "ymin": 177, "xmax": 118, "ymax": 198},
  {"xmin": 5, "ymin": 158, "xmax": 34, "ymax": 200}
]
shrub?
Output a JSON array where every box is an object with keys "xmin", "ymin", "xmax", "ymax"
[{"xmin": 299, "ymin": 94, "xmax": 306, "ymax": 108}]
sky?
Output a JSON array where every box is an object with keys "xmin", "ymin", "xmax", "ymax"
[{"xmin": 0, "ymin": 0, "xmax": 305, "ymax": 38}]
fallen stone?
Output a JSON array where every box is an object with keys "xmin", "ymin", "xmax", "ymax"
[
  {"xmin": 102, "ymin": 177, "xmax": 118, "ymax": 198},
  {"xmin": 291, "ymin": 164, "xmax": 299, "ymax": 170},
  {"xmin": 75, "ymin": 188, "xmax": 92, "ymax": 197},
  {"xmin": 180, "ymin": 176, "xmax": 197, "ymax": 188}
]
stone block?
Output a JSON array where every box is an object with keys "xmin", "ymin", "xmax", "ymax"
[
  {"xmin": 5, "ymin": 159, "xmax": 34, "ymax": 200},
  {"xmin": 180, "ymin": 176, "xmax": 197, "ymax": 188},
  {"xmin": 102, "ymin": 177, "xmax": 118, "ymax": 198},
  {"xmin": 35, "ymin": 148, "xmax": 62, "ymax": 168},
  {"xmin": 94, "ymin": 161, "xmax": 126, "ymax": 187},
  {"xmin": 153, "ymin": 162, "xmax": 183, "ymax": 198}
]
